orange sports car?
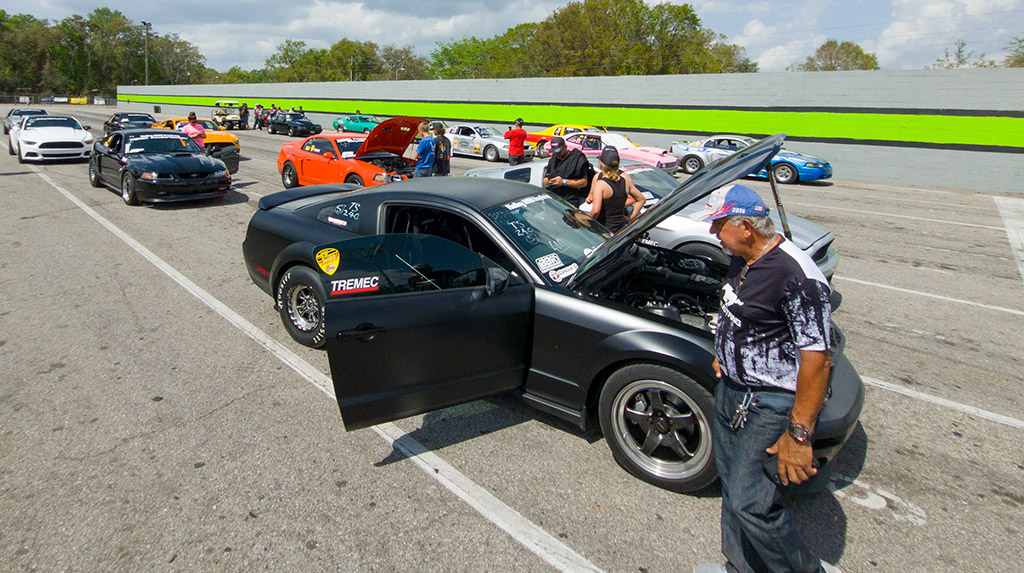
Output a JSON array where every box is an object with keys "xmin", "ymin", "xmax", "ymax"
[
  {"xmin": 526, "ymin": 124, "xmax": 606, "ymax": 157},
  {"xmin": 277, "ymin": 116, "xmax": 424, "ymax": 188},
  {"xmin": 152, "ymin": 117, "xmax": 240, "ymax": 173}
]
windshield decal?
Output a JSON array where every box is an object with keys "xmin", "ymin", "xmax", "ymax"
[
  {"xmin": 548, "ymin": 263, "xmax": 578, "ymax": 283},
  {"xmin": 502, "ymin": 194, "xmax": 549, "ymax": 210},
  {"xmin": 535, "ymin": 253, "xmax": 563, "ymax": 272}
]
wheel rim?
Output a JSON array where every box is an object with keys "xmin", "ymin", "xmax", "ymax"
[
  {"xmin": 283, "ymin": 166, "xmax": 294, "ymax": 186},
  {"xmin": 121, "ymin": 178, "xmax": 132, "ymax": 201},
  {"xmin": 775, "ymin": 165, "xmax": 795, "ymax": 182},
  {"xmin": 287, "ymin": 284, "xmax": 320, "ymax": 332},
  {"xmin": 685, "ymin": 157, "xmax": 701, "ymax": 173},
  {"xmin": 609, "ymin": 379, "xmax": 712, "ymax": 480},
  {"xmin": 485, "ymin": 148, "xmax": 497, "ymax": 161},
  {"xmin": 89, "ymin": 163, "xmax": 96, "ymax": 183}
]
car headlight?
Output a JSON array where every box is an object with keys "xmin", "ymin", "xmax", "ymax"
[
  {"xmin": 139, "ymin": 171, "xmax": 160, "ymax": 180},
  {"xmin": 233, "ymin": 141, "xmax": 240, "ymax": 148},
  {"xmin": 212, "ymin": 169, "xmax": 228, "ymax": 178},
  {"xmin": 805, "ymin": 162, "xmax": 825, "ymax": 168},
  {"xmin": 84, "ymin": 138, "xmax": 95, "ymax": 144},
  {"xmin": 373, "ymin": 173, "xmax": 388, "ymax": 182},
  {"xmin": 22, "ymin": 140, "xmax": 37, "ymax": 145}
]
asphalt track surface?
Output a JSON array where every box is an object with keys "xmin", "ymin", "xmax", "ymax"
[{"xmin": 2, "ymin": 106, "xmax": 1022, "ymax": 572}]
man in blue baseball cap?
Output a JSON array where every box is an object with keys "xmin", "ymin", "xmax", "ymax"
[{"xmin": 693, "ymin": 184, "xmax": 840, "ymax": 573}]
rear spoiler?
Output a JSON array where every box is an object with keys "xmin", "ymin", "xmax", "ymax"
[{"xmin": 257, "ymin": 184, "xmax": 362, "ymax": 210}]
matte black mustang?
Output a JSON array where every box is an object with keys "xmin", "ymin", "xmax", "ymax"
[
  {"xmin": 241, "ymin": 134, "xmax": 864, "ymax": 493},
  {"xmin": 266, "ymin": 113, "xmax": 323, "ymax": 137},
  {"xmin": 103, "ymin": 112, "xmax": 157, "ymax": 136},
  {"xmin": 88, "ymin": 129, "xmax": 231, "ymax": 205}
]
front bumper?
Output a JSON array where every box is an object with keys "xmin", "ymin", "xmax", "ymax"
[
  {"xmin": 798, "ymin": 164, "xmax": 833, "ymax": 181},
  {"xmin": 810, "ymin": 326, "xmax": 865, "ymax": 466},
  {"xmin": 134, "ymin": 176, "xmax": 231, "ymax": 203},
  {"xmin": 19, "ymin": 142, "xmax": 91, "ymax": 161}
]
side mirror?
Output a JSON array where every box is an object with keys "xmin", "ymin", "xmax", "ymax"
[
  {"xmin": 83, "ymin": 125, "xmax": 92, "ymax": 130},
  {"xmin": 484, "ymin": 264, "xmax": 511, "ymax": 297},
  {"xmin": 323, "ymin": 152, "xmax": 336, "ymax": 160}
]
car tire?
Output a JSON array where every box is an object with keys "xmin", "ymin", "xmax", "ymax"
[
  {"xmin": 276, "ymin": 266, "xmax": 327, "ymax": 349},
  {"xmin": 121, "ymin": 173, "xmax": 140, "ymax": 206},
  {"xmin": 675, "ymin": 242, "xmax": 731, "ymax": 267},
  {"xmin": 599, "ymin": 363, "xmax": 717, "ymax": 493},
  {"xmin": 2, "ymin": 125, "xmax": 7, "ymax": 135},
  {"xmin": 484, "ymin": 145, "xmax": 499, "ymax": 162},
  {"xmin": 681, "ymin": 155, "xmax": 704, "ymax": 175},
  {"xmin": 8, "ymin": 140, "xmax": 13, "ymax": 155},
  {"xmin": 363, "ymin": 128, "xmax": 370, "ymax": 134},
  {"xmin": 281, "ymin": 162, "xmax": 299, "ymax": 188},
  {"xmin": 17, "ymin": 147, "xmax": 25, "ymax": 164},
  {"xmin": 288, "ymin": 126, "xmax": 296, "ymax": 137},
  {"xmin": 267, "ymin": 125, "xmax": 276, "ymax": 134},
  {"xmin": 772, "ymin": 163, "xmax": 798, "ymax": 184},
  {"xmin": 88, "ymin": 159, "xmax": 103, "ymax": 188},
  {"xmin": 535, "ymin": 141, "xmax": 547, "ymax": 158},
  {"xmin": 345, "ymin": 174, "xmax": 364, "ymax": 186}
]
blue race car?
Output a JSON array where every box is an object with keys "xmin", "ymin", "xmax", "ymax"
[{"xmin": 669, "ymin": 135, "xmax": 832, "ymax": 183}]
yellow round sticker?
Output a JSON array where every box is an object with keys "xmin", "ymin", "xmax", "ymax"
[{"xmin": 316, "ymin": 248, "xmax": 340, "ymax": 275}]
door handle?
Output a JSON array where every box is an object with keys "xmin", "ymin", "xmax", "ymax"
[{"xmin": 338, "ymin": 322, "xmax": 386, "ymax": 342}]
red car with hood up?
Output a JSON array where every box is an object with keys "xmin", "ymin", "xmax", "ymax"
[{"xmin": 277, "ymin": 116, "xmax": 425, "ymax": 188}]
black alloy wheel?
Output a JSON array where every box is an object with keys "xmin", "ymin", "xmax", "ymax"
[
  {"xmin": 121, "ymin": 173, "xmax": 140, "ymax": 206},
  {"xmin": 276, "ymin": 266, "xmax": 327, "ymax": 348},
  {"xmin": 599, "ymin": 363, "xmax": 716, "ymax": 493},
  {"xmin": 281, "ymin": 162, "xmax": 299, "ymax": 188},
  {"xmin": 88, "ymin": 159, "xmax": 103, "ymax": 187}
]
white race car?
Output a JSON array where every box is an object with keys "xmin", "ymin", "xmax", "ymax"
[
  {"xmin": 9, "ymin": 115, "xmax": 94, "ymax": 163},
  {"xmin": 447, "ymin": 124, "xmax": 535, "ymax": 163}
]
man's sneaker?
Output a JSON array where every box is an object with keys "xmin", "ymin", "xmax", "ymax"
[{"xmin": 693, "ymin": 564, "xmax": 728, "ymax": 573}]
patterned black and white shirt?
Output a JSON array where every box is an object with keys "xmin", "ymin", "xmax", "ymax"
[{"xmin": 715, "ymin": 237, "xmax": 832, "ymax": 392}]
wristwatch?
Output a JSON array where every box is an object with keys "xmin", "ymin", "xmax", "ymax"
[{"xmin": 788, "ymin": 422, "xmax": 813, "ymax": 445}]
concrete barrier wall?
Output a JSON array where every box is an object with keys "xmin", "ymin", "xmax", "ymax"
[{"xmin": 118, "ymin": 70, "xmax": 1024, "ymax": 192}]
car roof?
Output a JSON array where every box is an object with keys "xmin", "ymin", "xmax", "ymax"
[{"xmin": 264, "ymin": 177, "xmax": 541, "ymax": 212}]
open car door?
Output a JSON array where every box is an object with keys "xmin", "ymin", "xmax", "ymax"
[{"xmin": 321, "ymin": 234, "xmax": 534, "ymax": 431}]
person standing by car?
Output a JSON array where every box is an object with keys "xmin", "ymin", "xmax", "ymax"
[
  {"xmin": 542, "ymin": 136, "xmax": 592, "ymax": 207},
  {"xmin": 239, "ymin": 103, "xmax": 249, "ymax": 130},
  {"xmin": 432, "ymin": 123, "xmax": 451, "ymax": 176},
  {"xmin": 587, "ymin": 147, "xmax": 645, "ymax": 234},
  {"xmin": 690, "ymin": 184, "xmax": 839, "ymax": 573},
  {"xmin": 504, "ymin": 118, "xmax": 528, "ymax": 165},
  {"xmin": 181, "ymin": 112, "xmax": 206, "ymax": 149},
  {"xmin": 413, "ymin": 121, "xmax": 435, "ymax": 178},
  {"xmin": 253, "ymin": 104, "xmax": 264, "ymax": 130}
]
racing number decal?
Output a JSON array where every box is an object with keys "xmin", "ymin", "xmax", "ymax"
[{"xmin": 316, "ymin": 248, "xmax": 340, "ymax": 275}]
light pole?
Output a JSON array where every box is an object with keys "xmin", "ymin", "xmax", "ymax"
[
  {"xmin": 141, "ymin": 21, "xmax": 152, "ymax": 85},
  {"xmin": 395, "ymin": 66, "xmax": 405, "ymax": 81}
]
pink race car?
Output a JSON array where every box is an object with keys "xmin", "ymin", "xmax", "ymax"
[{"xmin": 562, "ymin": 132, "xmax": 679, "ymax": 174}]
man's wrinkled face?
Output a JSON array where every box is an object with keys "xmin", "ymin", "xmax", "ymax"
[{"xmin": 710, "ymin": 217, "xmax": 747, "ymax": 256}]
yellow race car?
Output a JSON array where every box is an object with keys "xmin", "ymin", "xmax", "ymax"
[
  {"xmin": 526, "ymin": 124, "xmax": 606, "ymax": 157},
  {"xmin": 153, "ymin": 117, "xmax": 241, "ymax": 173}
]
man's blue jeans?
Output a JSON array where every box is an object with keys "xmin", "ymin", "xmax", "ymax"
[
  {"xmin": 414, "ymin": 168, "xmax": 433, "ymax": 178},
  {"xmin": 713, "ymin": 378, "xmax": 822, "ymax": 573}
]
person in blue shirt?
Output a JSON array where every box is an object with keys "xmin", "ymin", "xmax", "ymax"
[{"xmin": 414, "ymin": 121, "xmax": 435, "ymax": 178}]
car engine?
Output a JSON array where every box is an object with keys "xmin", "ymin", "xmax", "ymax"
[
  {"xmin": 359, "ymin": 153, "xmax": 415, "ymax": 176},
  {"xmin": 597, "ymin": 246, "xmax": 728, "ymax": 330}
]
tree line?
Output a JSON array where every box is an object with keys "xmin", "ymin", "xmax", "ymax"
[{"xmin": 2, "ymin": 2, "xmax": 1023, "ymax": 96}]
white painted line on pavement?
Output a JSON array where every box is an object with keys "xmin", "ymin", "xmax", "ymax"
[
  {"xmin": 33, "ymin": 166, "xmax": 603, "ymax": 573},
  {"xmin": 993, "ymin": 196, "xmax": 1024, "ymax": 291},
  {"xmin": 786, "ymin": 202, "xmax": 1005, "ymax": 230},
  {"xmin": 862, "ymin": 377, "xmax": 1024, "ymax": 430},
  {"xmin": 835, "ymin": 276, "xmax": 1024, "ymax": 317},
  {"xmin": 801, "ymin": 189, "xmax": 997, "ymax": 212}
]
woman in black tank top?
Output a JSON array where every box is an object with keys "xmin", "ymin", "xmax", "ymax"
[{"xmin": 588, "ymin": 147, "xmax": 646, "ymax": 234}]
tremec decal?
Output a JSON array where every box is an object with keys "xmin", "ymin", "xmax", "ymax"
[
  {"xmin": 316, "ymin": 248, "xmax": 341, "ymax": 275},
  {"xmin": 330, "ymin": 276, "xmax": 380, "ymax": 296}
]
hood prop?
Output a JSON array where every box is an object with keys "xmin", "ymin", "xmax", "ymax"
[{"xmin": 766, "ymin": 167, "xmax": 793, "ymax": 241}]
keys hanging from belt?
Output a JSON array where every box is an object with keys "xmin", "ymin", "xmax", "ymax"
[{"xmin": 731, "ymin": 391, "xmax": 754, "ymax": 431}]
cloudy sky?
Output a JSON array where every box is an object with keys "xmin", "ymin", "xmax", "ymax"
[{"xmin": 7, "ymin": 0, "xmax": 1023, "ymax": 72}]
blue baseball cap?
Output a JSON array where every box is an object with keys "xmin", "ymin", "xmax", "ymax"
[{"xmin": 689, "ymin": 184, "xmax": 769, "ymax": 221}]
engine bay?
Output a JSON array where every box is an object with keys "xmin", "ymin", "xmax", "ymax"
[
  {"xmin": 359, "ymin": 152, "xmax": 415, "ymax": 176},
  {"xmin": 597, "ymin": 245, "xmax": 728, "ymax": 330}
]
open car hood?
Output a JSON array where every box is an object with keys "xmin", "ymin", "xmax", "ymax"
[
  {"xmin": 357, "ymin": 116, "xmax": 425, "ymax": 157},
  {"xmin": 571, "ymin": 133, "xmax": 786, "ymax": 288}
]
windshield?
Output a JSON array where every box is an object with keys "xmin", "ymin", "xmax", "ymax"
[
  {"xmin": 15, "ymin": 110, "xmax": 46, "ymax": 118},
  {"xmin": 354, "ymin": 116, "xmax": 377, "ymax": 123},
  {"xmin": 622, "ymin": 165, "xmax": 677, "ymax": 197},
  {"xmin": 283, "ymin": 114, "xmax": 307, "ymax": 122},
  {"xmin": 24, "ymin": 117, "xmax": 82, "ymax": 129},
  {"xmin": 123, "ymin": 114, "xmax": 155, "ymax": 122},
  {"xmin": 175, "ymin": 120, "xmax": 219, "ymax": 130},
  {"xmin": 124, "ymin": 133, "xmax": 202, "ymax": 154},
  {"xmin": 338, "ymin": 138, "xmax": 365, "ymax": 155},
  {"xmin": 601, "ymin": 133, "xmax": 636, "ymax": 149},
  {"xmin": 483, "ymin": 192, "xmax": 608, "ymax": 284},
  {"xmin": 475, "ymin": 126, "xmax": 503, "ymax": 138}
]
